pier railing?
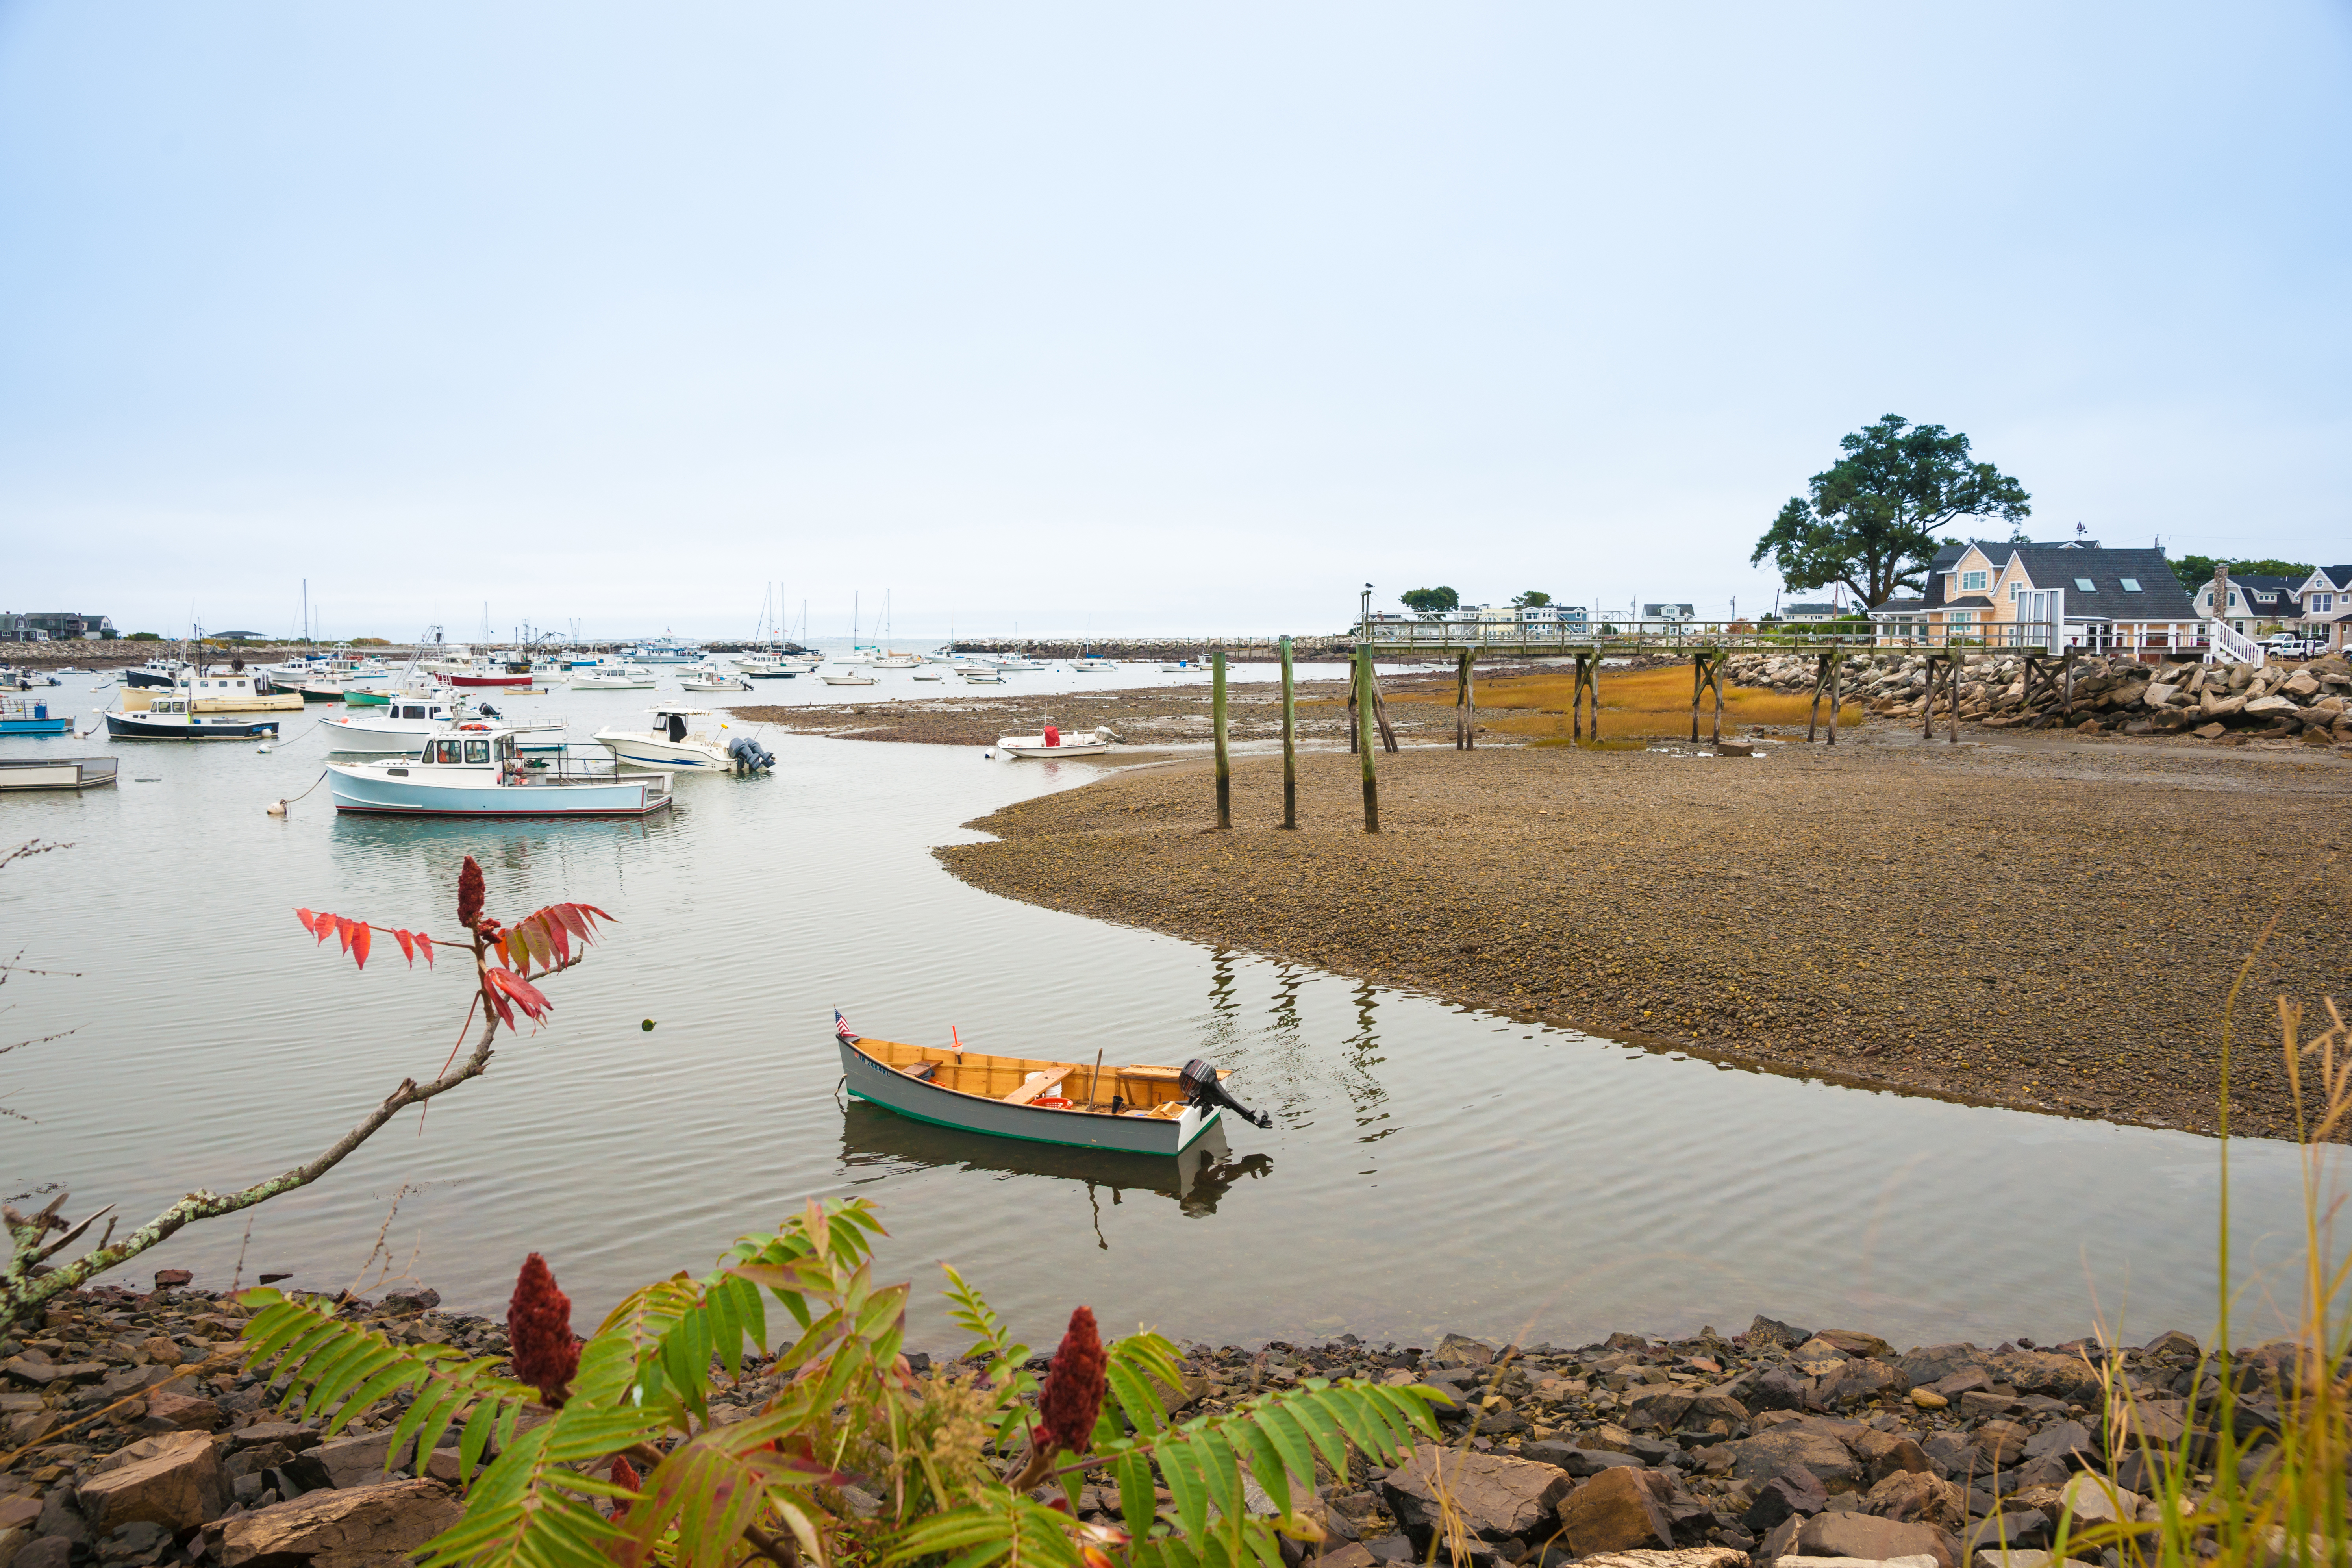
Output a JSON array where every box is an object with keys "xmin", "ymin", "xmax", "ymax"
[{"xmin": 1357, "ymin": 616, "xmax": 2208, "ymax": 661}]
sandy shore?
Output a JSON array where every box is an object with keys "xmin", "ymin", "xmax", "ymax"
[{"xmin": 938, "ymin": 731, "xmax": 2352, "ymax": 1140}]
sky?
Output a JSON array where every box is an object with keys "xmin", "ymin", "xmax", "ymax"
[{"xmin": 2, "ymin": 3, "xmax": 2347, "ymax": 641}]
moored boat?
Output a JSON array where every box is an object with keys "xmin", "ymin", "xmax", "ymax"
[
  {"xmin": 592, "ymin": 707, "xmax": 771, "ymax": 772},
  {"xmin": 0, "ymin": 757, "xmax": 118, "ymax": 791},
  {"xmin": 570, "ymin": 665, "xmax": 658, "ymax": 690},
  {"xmin": 0, "ymin": 696, "xmax": 72, "ymax": 736},
  {"xmin": 996, "ymin": 724, "xmax": 1112, "ymax": 758},
  {"xmin": 443, "ymin": 654, "xmax": 536, "ymax": 688},
  {"xmin": 835, "ymin": 1014, "xmax": 1269, "ymax": 1155},
  {"xmin": 104, "ymin": 696, "xmax": 280, "ymax": 740},
  {"xmin": 819, "ymin": 670, "xmax": 878, "ymax": 687},
  {"xmin": 328, "ymin": 724, "xmax": 673, "ymax": 816}
]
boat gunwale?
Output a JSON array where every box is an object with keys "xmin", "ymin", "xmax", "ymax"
[{"xmin": 839, "ymin": 1035, "xmax": 1219, "ymax": 1153}]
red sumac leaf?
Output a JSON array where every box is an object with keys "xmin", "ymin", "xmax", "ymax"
[
  {"xmin": 415, "ymin": 931, "xmax": 434, "ymax": 969},
  {"xmin": 314, "ymin": 914, "xmax": 338, "ymax": 947},
  {"xmin": 551, "ymin": 904, "xmax": 593, "ymax": 947},
  {"xmin": 533, "ymin": 912, "xmax": 570, "ymax": 968},
  {"xmin": 519, "ymin": 918, "xmax": 553, "ymax": 973},
  {"xmin": 350, "ymin": 924, "xmax": 371, "ymax": 970},
  {"xmin": 336, "ymin": 917, "xmax": 357, "ymax": 956},
  {"xmin": 394, "ymin": 929, "xmax": 416, "ymax": 966},
  {"xmin": 294, "ymin": 909, "xmax": 317, "ymax": 934},
  {"xmin": 485, "ymin": 967, "xmax": 552, "ymax": 1026}
]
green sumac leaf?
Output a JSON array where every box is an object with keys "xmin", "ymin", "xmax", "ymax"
[
  {"xmin": 1235, "ymin": 1419, "xmax": 1292, "ymax": 1515},
  {"xmin": 1115, "ymin": 1448, "xmax": 1158, "ymax": 1540},
  {"xmin": 1251, "ymin": 1405, "xmax": 1319, "ymax": 1503},
  {"xmin": 1161, "ymin": 1436, "xmax": 1209, "ymax": 1541},
  {"xmin": 1107, "ymin": 1360, "xmax": 1167, "ymax": 1436}
]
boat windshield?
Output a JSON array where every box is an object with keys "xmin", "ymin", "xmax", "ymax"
[
  {"xmin": 464, "ymin": 739, "xmax": 490, "ymax": 764},
  {"xmin": 429, "ymin": 739, "xmax": 463, "ymax": 765}
]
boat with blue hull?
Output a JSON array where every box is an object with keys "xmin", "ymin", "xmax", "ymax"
[
  {"xmin": 104, "ymin": 695, "xmax": 279, "ymax": 740},
  {"xmin": 328, "ymin": 725, "xmax": 672, "ymax": 817},
  {"xmin": 0, "ymin": 697, "xmax": 72, "ymax": 736},
  {"xmin": 834, "ymin": 1016, "xmax": 1270, "ymax": 1157}
]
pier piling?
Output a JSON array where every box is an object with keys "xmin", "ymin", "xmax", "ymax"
[
  {"xmin": 1356, "ymin": 644, "xmax": 1379, "ymax": 833},
  {"xmin": 1279, "ymin": 635, "xmax": 1297, "ymax": 829},
  {"xmin": 1212, "ymin": 652, "xmax": 1231, "ymax": 829}
]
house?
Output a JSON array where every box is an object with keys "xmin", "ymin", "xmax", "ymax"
[
  {"xmin": 1643, "ymin": 603, "xmax": 1695, "ymax": 623},
  {"xmin": 1782, "ymin": 602, "xmax": 1844, "ymax": 623},
  {"xmin": 2188, "ymin": 575, "xmax": 2304, "ymax": 633},
  {"xmin": 1868, "ymin": 543, "xmax": 2199, "ymax": 656},
  {"xmin": 1, "ymin": 611, "xmax": 115, "ymax": 641},
  {"xmin": 2292, "ymin": 566, "xmax": 2352, "ymax": 650}
]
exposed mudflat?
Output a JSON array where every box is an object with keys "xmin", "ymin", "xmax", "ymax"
[{"xmin": 939, "ymin": 735, "xmax": 2352, "ymax": 1140}]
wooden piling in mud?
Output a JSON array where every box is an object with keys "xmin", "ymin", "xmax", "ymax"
[
  {"xmin": 1279, "ymin": 635, "xmax": 1297, "ymax": 829},
  {"xmin": 1213, "ymin": 651, "xmax": 1231, "ymax": 829},
  {"xmin": 1356, "ymin": 644, "xmax": 1380, "ymax": 833}
]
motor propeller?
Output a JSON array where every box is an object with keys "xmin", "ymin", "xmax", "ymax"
[{"xmin": 1180, "ymin": 1059, "xmax": 1272, "ymax": 1129}]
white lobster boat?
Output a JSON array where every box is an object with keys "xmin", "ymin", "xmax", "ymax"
[
  {"xmin": 328, "ymin": 725, "xmax": 672, "ymax": 817},
  {"xmin": 835, "ymin": 1017, "xmax": 1268, "ymax": 1156},
  {"xmin": 995, "ymin": 725, "xmax": 1112, "ymax": 758}
]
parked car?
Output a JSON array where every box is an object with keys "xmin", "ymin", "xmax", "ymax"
[{"xmin": 2261, "ymin": 634, "xmax": 2327, "ymax": 659}]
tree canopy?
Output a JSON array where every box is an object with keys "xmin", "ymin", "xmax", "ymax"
[
  {"xmin": 1752, "ymin": 415, "xmax": 2031, "ymax": 608},
  {"xmin": 1510, "ymin": 589, "xmax": 1552, "ymax": 608},
  {"xmin": 1400, "ymin": 586, "xmax": 1459, "ymax": 617},
  {"xmin": 2171, "ymin": 553, "xmax": 2314, "ymax": 586}
]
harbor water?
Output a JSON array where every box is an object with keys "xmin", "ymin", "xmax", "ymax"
[{"xmin": 0, "ymin": 661, "xmax": 2339, "ymax": 1353}]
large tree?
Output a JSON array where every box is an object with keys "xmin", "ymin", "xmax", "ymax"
[
  {"xmin": 1400, "ymin": 586, "xmax": 1459, "ymax": 617},
  {"xmin": 2170, "ymin": 553, "xmax": 2314, "ymax": 586},
  {"xmin": 1751, "ymin": 415, "xmax": 2031, "ymax": 608}
]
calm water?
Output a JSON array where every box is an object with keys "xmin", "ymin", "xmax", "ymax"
[{"xmin": 1, "ymin": 661, "xmax": 2340, "ymax": 1354}]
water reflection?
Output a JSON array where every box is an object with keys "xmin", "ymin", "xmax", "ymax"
[{"xmin": 837, "ymin": 1102, "xmax": 1273, "ymax": 1238}]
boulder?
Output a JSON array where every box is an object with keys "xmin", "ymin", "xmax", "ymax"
[
  {"xmin": 217, "ymin": 1479, "xmax": 462, "ymax": 1567},
  {"xmin": 2055, "ymin": 1475, "xmax": 2142, "ymax": 1528},
  {"xmin": 1863, "ymin": 1470, "xmax": 1966, "ymax": 1529},
  {"xmin": 1559, "ymin": 1553, "xmax": 1745, "ymax": 1568},
  {"xmin": 1678, "ymin": 1390, "xmax": 1747, "ymax": 1438},
  {"xmin": 1746, "ymin": 1316, "xmax": 1813, "ymax": 1348},
  {"xmin": 11, "ymin": 1540, "xmax": 69, "ymax": 1568},
  {"xmin": 1377, "ymin": 1445, "xmax": 1571, "ymax": 1547},
  {"xmin": 2245, "ymin": 695, "xmax": 2295, "ymax": 716},
  {"xmin": 1624, "ymin": 1390, "xmax": 1691, "ymax": 1432},
  {"xmin": 1725, "ymin": 1427, "xmax": 1861, "ymax": 1493},
  {"xmin": 1972, "ymin": 1420, "xmax": 2029, "ymax": 1465},
  {"xmin": 1431, "ymin": 1335, "xmax": 1496, "ymax": 1368},
  {"xmin": 2140, "ymin": 1330, "xmax": 2198, "ymax": 1360},
  {"xmin": 1746, "ymin": 1366, "xmax": 1819, "ymax": 1412},
  {"xmin": 136, "ymin": 1388, "xmax": 221, "ymax": 1434},
  {"xmin": 137, "ymin": 1337, "xmax": 183, "ymax": 1368},
  {"xmin": 75, "ymin": 1430, "xmax": 226, "ymax": 1535},
  {"xmin": 152, "ymin": 1269, "xmax": 194, "ymax": 1290},
  {"xmin": 1961, "ymin": 1511, "xmax": 2053, "ymax": 1554},
  {"xmin": 1794, "ymin": 1510, "xmax": 1955, "ymax": 1568},
  {"xmin": 1789, "ymin": 1339, "xmax": 1854, "ymax": 1377},
  {"xmin": 1741, "ymin": 1470, "xmax": 1827, "ymax": 1531},
  {"xmin": 2021, "ymin": 1420, "xmax": 2093, "ymax": 1468},
  {"xmin": 1780, "ymin": 1559, "xmax": 1937, "ymax": 1568},
  {"xmin": 1556, "ymin": 1466, "xmax": 1675, "ymax": 1555},
  {"xmin": 313, "ymin": 1428, "xmax": 422, "ymax": 1489},
  {"xmin": 1814, "ymin": 1331, "xmax": 1891, "ymax": 1360},
  {"xmin": 1853, "ymin": 1429, "xmax": 1932, "ymax": 1483}
]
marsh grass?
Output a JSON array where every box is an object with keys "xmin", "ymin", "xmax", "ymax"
[
  {"xmin": 2048, "ymin": 997, "xmax": 2352, "ymax": 1568},
  {"xmin": 1364, "ymin": 665, "xmax": 1867, "ymax": 742}
]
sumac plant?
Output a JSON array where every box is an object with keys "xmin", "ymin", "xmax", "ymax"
[
  {"xmin": 237, "ymin": 1198, "xmax": 1446, "ymax": 1568},
  {"xmin": 0, "ymin": 856, "xmax": 611, "ymax": 1328}
]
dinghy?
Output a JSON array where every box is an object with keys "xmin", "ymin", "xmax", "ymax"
[{"xmin": 833, "ymin": 1012, "xmax": 1269, "ymax": 1156}]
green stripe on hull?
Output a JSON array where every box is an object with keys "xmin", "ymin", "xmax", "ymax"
[{"xmin": 847, "ymin": 1090, "xmax": 1220, "ymax": 1154}]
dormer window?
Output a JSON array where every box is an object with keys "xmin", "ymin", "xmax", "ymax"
[{"xmin": 1960, "ymin": 570, "xmax": 1990, "ymax": 592}]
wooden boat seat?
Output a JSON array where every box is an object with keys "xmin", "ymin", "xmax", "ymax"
[
  {"xmin": 898, "ymin": 1061, "xmax": 937, "ymax": 1081},
  {"xmin": 1002, "ymin": 1067, "xmax": 1080, "ymax": 1106}
]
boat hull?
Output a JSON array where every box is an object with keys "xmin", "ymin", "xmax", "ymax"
[
  {"xmin": 328, "ymin": 765, "xmax": 672, "ymax": 816},
  {"xmin": 839, "ymin": 1039, "xmax": 1217, "ymax": 1155},
  {"xmin": 0, "ymin": 719, "xmax": 72, "ymax": 735},
  {"xmin": 0, "ymin": 757, "xmax": 117, "ymax": 790},
  {"xmin": 445, "ymin": 674, "xmax": 534, "ymax": 687},
  {"xmin": 592, "ymin": 731, "xmax": 734, "ymax": 770},
  {"xmin": 104, "ymin": 712, "xmax": 279, "ymax": 739}
]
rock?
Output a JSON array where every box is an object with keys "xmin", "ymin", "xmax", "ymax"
[
  {"xmin": 0, "ymin": 1501, "xmax": 32, "ymax": 1534},
  {"xmin": 13, "ymin": 1540, "xmax": 69, "ymax": 1568},
  {"xmin": 1909, "ymin": 1389, "xmax": 1947, "ymax": 1411},
  {"xmin": 1972, "ymin": 1553, "xmax": 2088, "ymax": 1568},
  {"xmin": 217, "ymin": 1479, "xmax": 462, "ymax": 1566},
  {"xmin": 1746, "ymin": 1316, "xmax": 1812, "ymax": 1348},
  {"xmin": 2245, "ymin": 695, "xmax": 2295, "ymax": 716},
  {"xmin": 1794, "ymin": 1510, "xmax": 1954, "ymax": 1568},
  {"xmin": 1789, "ymin": 1339, "xmax": 1853, "ymax": 1376},
  {"xmin": 1853, "ymin": 1431, "xmax": 1931, "ymax": 1484},
  {"xmin": 1431, "ymin": 1335, "xmax": 1495, "ymax": 1368},
  {"xmin": 1678, "ymin": 1390, "xmax": 1747, "ymax": 1438},
  {"xmin": 1624, "ymin": 1390, "xmax": 1692, "ymax": 1431},
  {"xmin": 1820, "ymin": 1361, "xmax": 1909, "ymax": 1405},
  {"xmin": 150, "ymin": 1270, "xmax": 193, "ymax": 1290},
  {"xmin": 1971, "ymin": 1420, "xmax": 2029, "ymax": 1466},
  {"xmin": 2020, "ymin": 1420, "xmax": 2092, "ymax": 1468},
  {"xmin": 379, "ymin": 1288, "xmax": 441, "ymax": 1315},
  {"xmin": 97, "ymin": 1366, "xmax": 174, "ymax": 1399},
  {"xmin": 1780, "ymin": 1559, "xmax": 1937, "ymax": 1568},
  {"xmin": 1742, "ymin": 1470, "xmax": 1828, "ymax": 1531},
  {"xmin": 1319, "ymin": 1545, "xmax": 1377, "ymax": 1568},
  {"xmin": 1715, "ymin": 741, "xmax": 1753, "ymax": 757},
  {"xmin": 2141, "ymin": 1330, "xmax": 2198, "ymax": 1359},
  {"xmin": 1377, "ymin": 1444, "xmax": 1571, "ymax": 1547},
  {"xmin": 2285, "ymin": 670, "xmax": 2321, "ymax": 697},
  {"xmin": 136, "ymin": 1337, "xmax": 183, "ymax": 1369},
  {"xmin": 1961, "ymin": 1511, "xmax": 2053, "ymax": 1554},
  {"xmin": 1814, "ymin": 1331, "xmax": 1891, "ymax": 1360},
  {"xmin": 1726, "ymin": 1428, "xmax": 1861, "ymax": 1493},
  {"xmin": 313, "ymin": 1428, "xmax": 423, "ymax": 1489},
  {"xmin": 1556, "ymin": 1466, "xmax": 1675, "ymax": 1555},
  {"xmin": 135, "ymin": 1388, "xmax": 220, "ymax": 1433},
  {"xmin": 0, "ymin": 1359, "xmax": 101, "ymax": 1387},
  {"xmin": 1581, "ymin": 1423, "xmax": 1641, "ymax": 1454},
  {"xmin": 230, "ymin": 1422, "xmax": 324, "ymax": 1452},
  {"xmin": 33, "ymin": 1488, "xmax": 83, "ymax": 1547},
  {"xmin": 2054, "ymin": 1475, "xmax": 2141, "ymax": 1528},
  {"xmin": 1863, "ymin": 1470, "xmax": 1965, "ymax": 1529},
  {"xmin": 76, "ymin": 1429, "xmax": 226, "ymax": 1535},
  {"xmin": 1567, "ymin": 1552, "xmax": 1746, "ymax": 1568},
  {"xmin": 1746, "ymin": 1366, "xmax": 1819, "ymax": 1412},
  {"xmin": 2142, "ymin": 683, "xmax": 2180, "ymax": 708}
]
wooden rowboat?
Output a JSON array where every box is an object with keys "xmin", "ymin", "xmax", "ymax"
[{"xmin": 835, "ymin": 1020, "xmax": 1269, "ymax": 1157}]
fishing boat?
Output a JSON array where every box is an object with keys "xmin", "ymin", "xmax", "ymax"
[
  {"xmin": 0, "ymin": 696, "xmax": 72, "ymax": 736},
  {"xmin": 0, "ymin": 757, "xmax": 117, "ymax": 792},
  {"xmin": 834, "ymin": 1013, "xmax": 1269, "ymax": 1155},
  {"xmin": 443, "ymin": 653, "xmax": 536, "ymax": 689},
  {"xmin": 328, "ymin": 724, "xmax": 673, "ymax": 817},
  {"xmin": 995, "ymin": 655, "xmax": 1047, "ymax": 670},
  {"xmin": 592, "ymin": 707, "xmax": 772, "ymax": 772},
  {"xmin": 996, "ymin": 724, "xmax": 1112, "ymax": 758},
  {"xmin": 120, "ymin": 657, "xmax": 187, "ymax": 690},
  {"xmin": 735, "ymin": 652, "xmax": 794, "ymax": 679},
  {"xmin": 819, "ymin": 670, "xmax": 878, "ymax": 687},
  {"xmin": 103, "ymin": 696, "xmax": 280, "ymax": 740},
  {"xmin": 1157, "ymin": 661, "xmax": 1200, "ymax": 673},
  {"xmin": 321, "ymin": 696, "xmax": 561, "ymax": 754},
  {"xmin": 679, "ymin": 662, "xmax": 752, "ymax": 692},
  {"xmin": 959, "ymin": 669, "xmax": 1005, "ymax": 685},
  {"xmin": 115, "ymin": 668, "xmax": 303, "ymax": 715},
  {"xmin": 911, "ymin": 670, "xmax": 945, "ymax": 681},
  {"xmin": 570, "ymin": 665, "xmax": 658, "ymax": 690}
]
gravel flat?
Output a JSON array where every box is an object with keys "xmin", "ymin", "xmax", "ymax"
[{"xmin": 939, "ymin": 733, "xmax": 2352, "ymax": 1140}]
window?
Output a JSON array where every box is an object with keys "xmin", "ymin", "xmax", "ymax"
[
  {"xmin": 2074, "ymin": 578, "xmax": 2096, "ymax": 592},
  {"xmin": 1948, "ymin": 611, "xmax": 1975, "ymax": 626},
  {"xmin": 433, "ymin": 740, "xmax": 461, "ymax": 764},
  {"xmin": 464, "ymin": 740, "xmax": 490, "ymax": 764},
  {"xmin": 2009, "ymin": 583, "xmax": 2020, "ymax": 601},
  {"xmin": 2318, "ymin": 593, "xmax": 2337, "ymax": 613},
  {"xmin": 1961, "ymin": 570, "xmax": 1989, "ymax": 592},
  {"xmin": 2120, "ymin": 578, "xmax": 2142, "ymax": 592}
]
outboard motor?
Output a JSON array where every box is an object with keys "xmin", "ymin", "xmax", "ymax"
[
  {"xmin": 728, "ymin": 735, "xmax": 775, "ymax": 773},
  {"xmin": 477, "ymin": 703, "xmax": 502, "ymax": 719},
  {"xmin": 1180, "ymin": 1059, "xmax": 1272, "ymax": 1128}
]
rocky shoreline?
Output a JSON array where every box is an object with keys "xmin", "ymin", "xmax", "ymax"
[{"xmin": 0, "ymin": 1274, "xmax": 2230, "ymax": 1568}]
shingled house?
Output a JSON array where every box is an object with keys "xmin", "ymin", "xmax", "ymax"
[{"xmin": 1869, "ymin": 541, "xmax": 2200, "ymax": 657}]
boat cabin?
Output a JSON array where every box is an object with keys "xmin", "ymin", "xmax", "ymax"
[
  {"xmin": 387, "ymin": 700, "xmax": 456, "ymax": 722},
  {"xmin": 650, "ymin": 706, "xmax": 710, "ymax": 742},
  {"xmin": 418, "ymin": 729, "xmax": 520, "ymax": 768}
]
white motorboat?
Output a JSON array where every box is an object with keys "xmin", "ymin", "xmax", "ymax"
[
  {"xmin": 1069, "ymin": 658, "xmax": 1119, "ymax": 674},
  {"xmin": 1157, "ymin": 661, "xmax": 1201, "ymax": 673},
  {"xmin": 911, "ymin": 670, "xmax": 945, "ymax": 681},
  {"xmin": 680, "ymin": 662, "xmax": 752, "ymax": 692},
  {"xmin": 871, "ymin": 652, "xmax": 920, "ymax": 670},
  {"xmin": 995, "ymin": 656, "xmax": 1046, "ymax": 670},
  {"xmin": 329, "ymin": 724, "xmax": 672, "ymax": 817},
  {"xmin": 959, "ymin": 669, "xmax": 1005, "ymax": 685},
  {"xmin": 322, "ymin": 696, "xmax": 563, "ymax": 755},
  {"xmin": 819, "ymin": 670, "xmax": 878, "ymax": 687},
  {"xmin": 592, "ymin": 707, "xmax": 771, "ymax": 772},
  {"xmin": 995, "ymin": 724, "xmax": 1113, "ymax": 758},
  {"xmin": 571, "ymin": 665, "xmax": 658, "ymax": 690}
]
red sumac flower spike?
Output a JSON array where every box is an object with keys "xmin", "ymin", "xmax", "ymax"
[
  {"xmin": 1035, "ymin": 1306, "xmax": 1105, "ymax": 1458},
  {"xmin": 457, "ymin": 856, "xmax": 485, "ymax": 929},
  {"xmin": 611, "ymin": 1455, "xmax": 640, "ymax": 1494},
  {"xmin": 506, "ymin": 1253, "xmax": 580, "ymax": 1409}
]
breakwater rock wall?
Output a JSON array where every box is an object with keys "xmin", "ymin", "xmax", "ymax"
[{"xmin": 1729, "ymin": 650, "xmax": 2352, "ymax": 742}]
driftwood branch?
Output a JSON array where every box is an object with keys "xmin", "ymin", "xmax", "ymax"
[{"xmin": 2, "ymin": 990, "xmax": 502, "ymax": 1327}]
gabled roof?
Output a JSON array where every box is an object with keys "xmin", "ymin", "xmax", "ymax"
[{"xmin": 2006, "ymin": 547, "xmax": 2198, "ymax": 622}]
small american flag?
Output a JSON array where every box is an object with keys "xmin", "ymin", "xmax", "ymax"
[{"xmin": 834, "ymin": 1008, "xmax": 859, "ymax": 1044}]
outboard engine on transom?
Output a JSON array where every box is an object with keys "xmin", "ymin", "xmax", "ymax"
[
  {"xmin": 728, "ymin": 735, "xmax": 775, "ymax": 774},
  {"xmin": 1180, "ymin": 1058, "xmax": 1273, "ymax": 1128}
]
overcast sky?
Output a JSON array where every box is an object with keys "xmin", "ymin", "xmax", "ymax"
[{"xmin": 4, "ymin": 3, "xmax": 2346, "ymax": 641}]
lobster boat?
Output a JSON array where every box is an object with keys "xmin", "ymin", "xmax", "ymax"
[{"xmin": 833, "ymin": 1014, "xmax": 1269, "ymax": 1156}]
